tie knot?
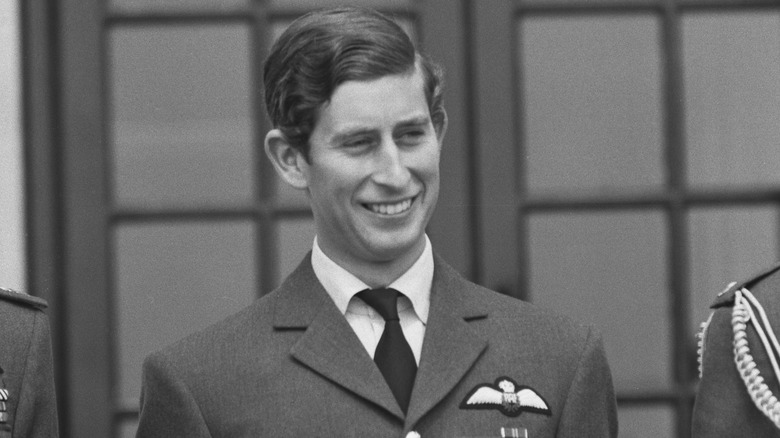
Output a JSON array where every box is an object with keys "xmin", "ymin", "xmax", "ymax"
[{"xmin": 356, "ymin": 288, "xmax": 401, "ymax": 321}]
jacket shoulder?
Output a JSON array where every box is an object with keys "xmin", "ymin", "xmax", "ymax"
[
  {"xmin": 433, "ymin": 255, "xmax": 592, "ymax": 338},
  {"xmin": 145, "ymin": 296, "xmax": 271, "ymax": 364},
  {"xmin": 711, "ymin": 262, "xmax": 780, "ymax": 309},
  {"xmin": 0, "ymin": 287, "xmax": 48, "ymax": 311}
]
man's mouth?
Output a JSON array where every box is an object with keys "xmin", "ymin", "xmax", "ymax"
[{"xmin": 364, "ymin": 197, "xmax": 415, "ymax": 215}]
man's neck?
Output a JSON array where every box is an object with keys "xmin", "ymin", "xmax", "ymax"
[{"xmin": 347, "ymin": 258, "xmax": 418, "ymax": 289}]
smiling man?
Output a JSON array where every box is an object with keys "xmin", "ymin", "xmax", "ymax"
[{"xmin": 136, "ymin": 7, "xmax": 618, "ymax": 437}]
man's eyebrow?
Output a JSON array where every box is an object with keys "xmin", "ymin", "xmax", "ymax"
[
  {"xmin": 396, "ymin": 116, "xmax": 431, "ymax": 128},
  {"xmin": 331, "ymin": 127, "xmax": 377, "ymax": 144}
]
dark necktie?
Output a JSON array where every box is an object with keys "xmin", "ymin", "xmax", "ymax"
[{"xmin": 356, "ymin": 288, "xmax": 417, "ymax": 413}]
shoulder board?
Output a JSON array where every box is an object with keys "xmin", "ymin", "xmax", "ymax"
[
  {"xmin": 711, "ymin": 261, "xmax": 780, "ymax": 309},
  {"xmin": 0, "ymin": 287, "xmax": 48, "ymax": 310}
]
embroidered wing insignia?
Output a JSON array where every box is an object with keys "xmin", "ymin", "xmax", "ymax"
[
  {"xmin": 460, "ymin": 377, "xmax": 552, "ymax": 417},
  {"xmin": 465, "ymin": 386, "xmax": 504, "ymax": 405}
]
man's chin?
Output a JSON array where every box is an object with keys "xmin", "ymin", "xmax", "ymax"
[{"xmin": 361, "ymin": 235, "xmax": 426, "ymax": 264}]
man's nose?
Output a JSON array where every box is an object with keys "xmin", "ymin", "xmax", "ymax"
[{"xmin": 372, "ymin": 138, "xmax": 412, "ymax": 188}]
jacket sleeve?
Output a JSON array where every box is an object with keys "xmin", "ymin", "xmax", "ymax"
[
  {"xmin": 14, "ymin": 311, "xmax": 59, "ymax": 438},
  {"xmin": 136, "ymin": 352, "xmax": 212, "ymax": 438},
  {"xmin": 556, "ymin": 327, "xmax": 618, "ymax": 437}
]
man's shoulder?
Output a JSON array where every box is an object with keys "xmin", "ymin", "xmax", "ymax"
[
  {"xmin": 145, "ymin": 256, "xmax": 320, "ymax": 368},
  {"xmin": 0, "ymin": 287, "xmax": 50, "ymax": 365},
  {"xmin": 0, "ymin": 287, "xmax": 48, "ymax": 311},
  {"xmin": 446, "ymin": 279, "xmax": 600, "ymax": 370},
  {"xmin": 481, "ymin": 287, "xmax": 592, "ymax": 338},
  {"xmin": 435, "ymin": 258, "xmax": 591, "ymax": 338},
  {"xmin": 145, "ymin": 293, "xmax": 275, "ymax": 366},
  {"xmin": 710, "ymin": 261, "xmax": 780, "ymax": 309}
]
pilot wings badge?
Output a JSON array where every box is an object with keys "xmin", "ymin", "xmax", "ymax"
[{"xmin": 460, "ymin": 377, "xmax": 552, "ymax": 417}]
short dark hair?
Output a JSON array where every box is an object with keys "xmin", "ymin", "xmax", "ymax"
[{"xmin": 263, "ymin": 7, "xmax": 445, "ymax": 160}]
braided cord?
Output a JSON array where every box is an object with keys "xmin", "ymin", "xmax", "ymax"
[
  {"xmin": 743, "ymin": 288, "xmax": 780, "ymax": 369},
  {"xmin": 732, "ymin": 288, "xmax": 780, "ymax": 428}
]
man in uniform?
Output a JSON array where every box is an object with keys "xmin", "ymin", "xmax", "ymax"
[
  {"xmin": 136, "ymin": 7, "xmax": 617, "ymax": 437},
  {"xmin": 693, "ymin": 263, "xmax": 780, "ymax": 436},
  {"xmin": 0, "ymin": 286, "xmax": 58, "ymax": 437}
]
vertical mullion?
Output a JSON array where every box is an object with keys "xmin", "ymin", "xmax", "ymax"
[
  {"xmin": 462, "ymin": 0, "xmax": 483, "ymax": 284},
  {"xmin": 104, "ymin": 16, "xmax": 121, "ymax": 438},
  {"xmin": 514, "ymin": 9, "xmax": 530, "ymax": 302},
  {"xmin": 21, "ymin": 0, "xmax": 69, "ymax": 434},
  {"xmin": 420, "ymin": 0, "xmax": 474, "ymax": 279},
  {"xmin": 661, "ymin": 1, "xmax": 694, "ymax": 437},
  {"xmin": 59, "ymin": 0, "xmax": 113, "ymax": 435},
  {"xmin": 473, "ymin": 0, "xmax": 521, "ymax": 296},
  {"xmin": 250, "ymin": 2, "xmax": 277, "ymax": 295}
]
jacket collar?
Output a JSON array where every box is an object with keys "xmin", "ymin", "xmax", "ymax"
[{"xmin": 272, "ymin": 252, "xmax": 489, "ymax": 424}]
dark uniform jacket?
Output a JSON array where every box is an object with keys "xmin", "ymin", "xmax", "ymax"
[
  {"xmin": 137, "ymin": 253, "xmax": 617, "ymax": 437},
  {"xmin": 0, "ymin": 287, "xmax": 58, "ymax": 438},
  {"xmin": 693, "ymin": 263, "xmax": 780, "ymax": 437}
]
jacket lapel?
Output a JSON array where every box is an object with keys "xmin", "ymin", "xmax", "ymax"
[
  {"xmin": 273, "ymin": 255, "xmax": 404, "ymax": 420},
  {"xmin": 405, "ymin": 255, "xmax": 489, "ymax": 428}
]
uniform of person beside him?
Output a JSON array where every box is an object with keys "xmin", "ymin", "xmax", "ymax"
[
  {"xmin": 0, "ymin": 286, "xmax": 58, "ymax": 437},
  {"xmin": 693, "ymin": 262, "xmax": 780, "ymax": 437},
  {"xmin": 135, "ymin": 7, "xmax": 618, "ymax": 437}
]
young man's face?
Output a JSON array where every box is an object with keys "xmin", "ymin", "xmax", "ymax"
[{"xmin": 300, "ymin": 66, "xmax": 443, "ymax": 272}]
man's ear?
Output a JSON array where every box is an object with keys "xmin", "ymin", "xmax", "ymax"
[
  {"xmin": 264, "ymin": 129, "xmax": 309, "ymax": 190},
  {"xmin": 434, "ymin": 108, "xmax": 449, "ymax": 143}
]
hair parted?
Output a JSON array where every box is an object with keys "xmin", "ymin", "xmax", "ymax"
[{"xmin": 263, "ymin": 7, "xmax": 445, "ymax": 160}]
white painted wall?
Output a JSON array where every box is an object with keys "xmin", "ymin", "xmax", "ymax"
[{"xmin": 0, "ymin": 0, "xmax": 25, "ymax": 291}]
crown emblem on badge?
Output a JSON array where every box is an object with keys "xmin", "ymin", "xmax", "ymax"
[{"xmin": 460, "ymin": 377, "xmax": 551, "ymax": 417}]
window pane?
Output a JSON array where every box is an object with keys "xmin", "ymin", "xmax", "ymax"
[
  {"xmin": 111, "ymin": 0, "xmax": 246, "ymax": 13},
  {"xmin": 618, "ymin": 405, "xmax": 674, "ymax": 438},
  {"xmin": 277, "ymin": 218, "xmax": 316, "ymax": 284},
  {"xmin": 529, "ymin": 211, "xmax": 669, "ymax": 392},
  {"xmin": 683, "ymin": 12, "xmax": 780, "ymax": 187},
  {"xmin": 0, "ymin": 0, "xmax": 24, "ymax": 291},
  {"xmin": 110, "ymin": 24, "xmax": 254, "ymax": 209},
  {"xmin": 688, "ymin": 206, "xmax": 779, "ymax": 335},
  {"xmin": 519, "ymin": 0, "xmax": 654, "ymax": 4},
  {"xmin": 520, "ymin": 15, "xmax": 663, "ymax": 193},
  {"xmin": 114, "ymin": 221, "xmax": 257, "ymax": 407}
]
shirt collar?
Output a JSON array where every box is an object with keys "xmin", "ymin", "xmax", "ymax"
[{"xmin": 311, "ymin": 235, "xmax": 432, "ymax": 323}]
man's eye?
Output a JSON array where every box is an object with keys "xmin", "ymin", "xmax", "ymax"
[
  {"xmin": 343, "ymin": 137, "xmax": 373, "ymax": 149},
  {"xmin": 397, "ymin": 130, "xmax": 425, "ymax": 145}
]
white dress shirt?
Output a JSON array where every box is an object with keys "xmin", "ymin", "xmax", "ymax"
[{"xmin": 310, "ymin": 236, "xmax": 432, "ymax": 364}]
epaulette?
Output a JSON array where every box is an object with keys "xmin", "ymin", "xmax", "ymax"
[
  {"xmin": 711, "ymin": 262, "xmax": 780, "ymax": 309},
  {"xmin": 0, "ymin": 287, "xmax": 48, "ymax": 311}
]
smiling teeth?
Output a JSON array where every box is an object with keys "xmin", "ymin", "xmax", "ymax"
[{"xmin": 369, "ymin": 198, "xmax": 413, "ymax": 215}]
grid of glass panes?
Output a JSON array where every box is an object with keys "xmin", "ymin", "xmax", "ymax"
[{"xmin": 516, "ymin": 7, "xmax": 780, "ymax": 437}]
